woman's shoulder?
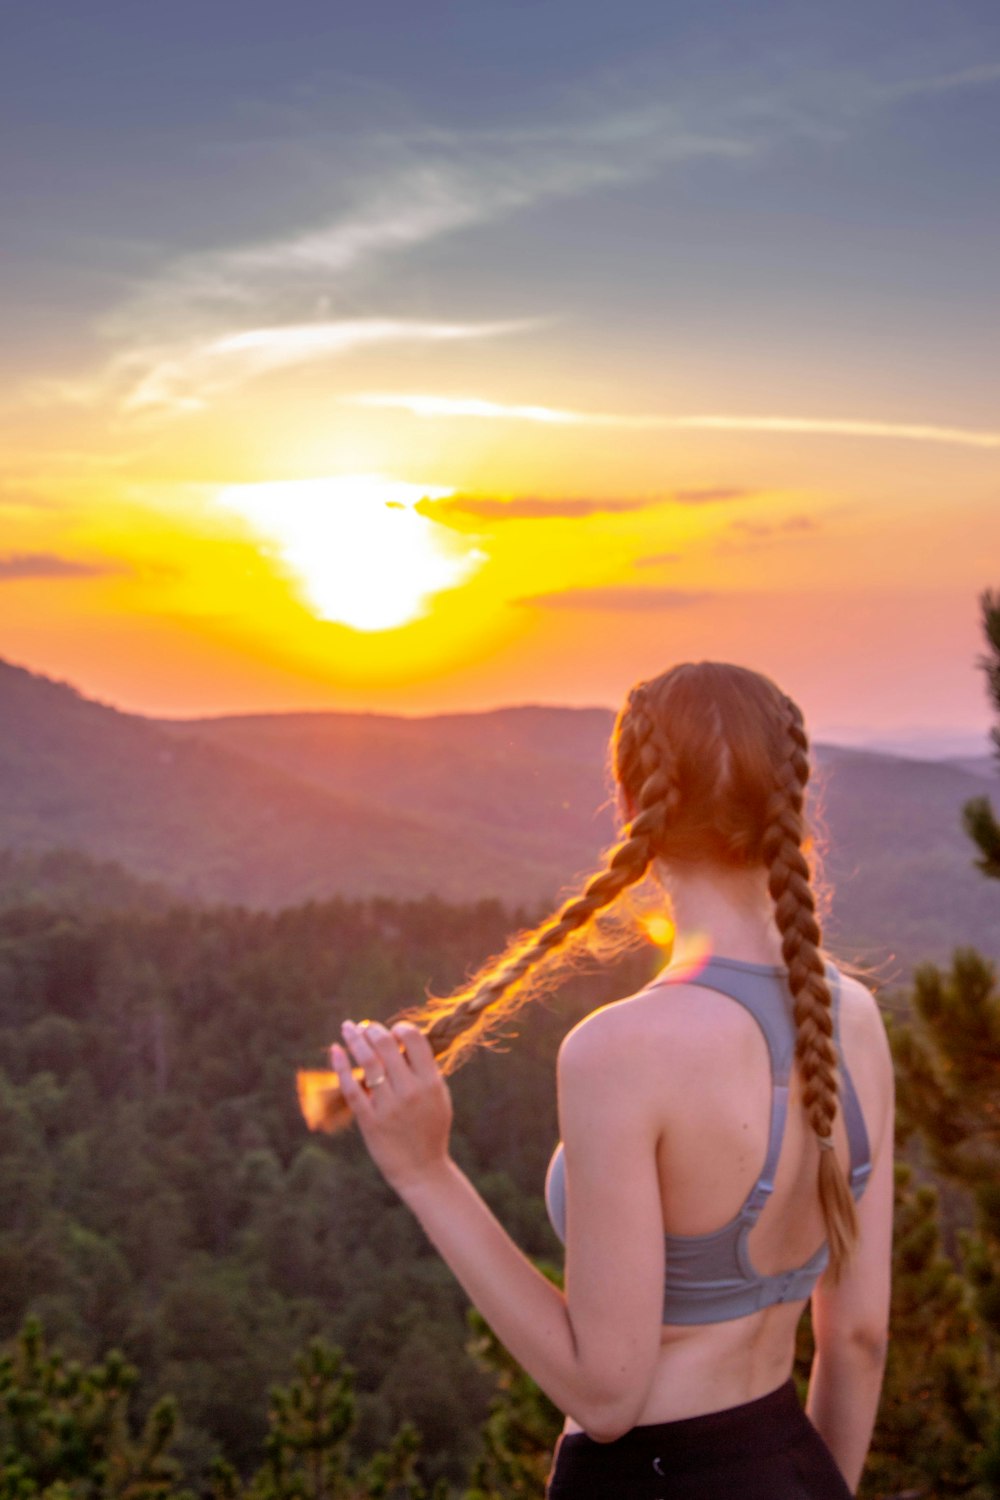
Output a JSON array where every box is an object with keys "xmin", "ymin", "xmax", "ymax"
[
  {"xmin": 557, "ymin": 972, "xmax": 747, "ymax": 1079},
  {"xmin": 832, "ymin": 966, "xmax": 891, "ymax": 1051}
]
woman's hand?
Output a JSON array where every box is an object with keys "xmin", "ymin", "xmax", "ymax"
[{"xmin": 330, "ymin": 1020, "xmax": 454, "ymax": 1196}]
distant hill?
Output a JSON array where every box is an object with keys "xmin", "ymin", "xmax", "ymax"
[
  {"xmin": 0, "ymin": 659, "xmax": 557, "ymax": 908},
  {"xmin": 811, "ymin": 745, "xmax": 998, "ymax": 974},
  {"xmin": 944, "ymin": 754, "xmax": 997, "ymax": 780},
  {"xmin": 1, "ymin": 656, "xmax": 997, "ymax": 969}
]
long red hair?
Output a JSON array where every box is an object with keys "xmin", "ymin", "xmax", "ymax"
[{"xmin": 301, "ymin": 662, "xmax": 859, "ymax": 1276}]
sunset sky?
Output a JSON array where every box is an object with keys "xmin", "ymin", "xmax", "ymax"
[{"xmin": 2, "ymin": 0, "xmax": 999, "ymax": 749}]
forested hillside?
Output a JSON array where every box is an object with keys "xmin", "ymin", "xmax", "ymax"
[
  {"xmin": 0, "ymin": 885, "xmax": 651, "ymax": 1489},
  {"xmin": 3, "ymin": 871, "xmax": 999, "ymax": 1497}
]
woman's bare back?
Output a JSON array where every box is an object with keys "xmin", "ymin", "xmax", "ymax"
[{"xmin": 560, "ymin": 960, "xmax": 891, "ymax": 1432}]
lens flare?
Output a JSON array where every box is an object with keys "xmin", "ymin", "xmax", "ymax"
[{"xmin": 641, "ymin": 913, "xmax": 676, "ymax": 949}]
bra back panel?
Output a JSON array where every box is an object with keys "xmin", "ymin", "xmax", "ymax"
[{"xmin": 544, "ymin": 957, "xmax": 872, "ymax": 1324}]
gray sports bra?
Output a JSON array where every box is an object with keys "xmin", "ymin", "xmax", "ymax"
[{"xmin": 544, "ymin": 956, "xmax": 872, "ymax": 1325}]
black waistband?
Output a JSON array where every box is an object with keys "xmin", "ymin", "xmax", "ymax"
[{"xmin": 556, "ymin": 1379, "xmax": 804, "ymax": 1471}]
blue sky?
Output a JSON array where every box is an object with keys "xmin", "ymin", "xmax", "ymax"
[{"xmin": 6, "ymin": 0, "xmax": 1000, "ymax": 389}]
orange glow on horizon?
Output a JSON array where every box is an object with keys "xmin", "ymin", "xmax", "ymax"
[{"xmin": 1, "ymin": 399, "xmax": 997, "ymax": 735}]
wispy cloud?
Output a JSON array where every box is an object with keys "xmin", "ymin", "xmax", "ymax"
[
  {"xmin": 107, "ymin": 114, "xmax": 754, "ymax": 339},
  {"xmin": 715, "ymin": 513, "xmax": 821, "ymax": 555},
  {"xmin": 675, "ymin": 487, "xmax": 754, "ymax": 505},
  {"xmin": 87, "ymin": 107, "xmax": 753, "ymax": 417},
  {"xmin": 875, "ymin": 61, "xmax": 1000, "ymax": 104},
  {"xmin": 516, "ymin": 586, "xmax": 713, "ymax": 610},
  {"xmin": 118, "ymin": 318, "xmax": 530, "ymax": 415},
  {"xmin": 730, "ymin": 514, "xmax": 819, "ymax": 537},
  {"xmin": 0, "ymin": 553, "xmax": 122, "ymax": 581},
  {"xmin": 418, "ymin": 489, "xmax": 755, "ymax": 527},
  {"xmin": 634, "ymin": 551, "xmax": 683, "ymax": 568},
  {"xmin": 54, "ymin": 53, "xmax": 1000, "ymax": 424},
  {"xmin": 356, "ymin": 393, "xmax": 1000, "ymax": 449},
  {"xmin": 417, "ymin": 493, "xmax": 658, "ymax": 523},
  {"xmin": 717, "ymin": 55, "xmax": 1000, "ymax": 145}
]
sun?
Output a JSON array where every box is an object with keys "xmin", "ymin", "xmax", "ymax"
[{"xmin": 217, "ymin": 475, "xmax": 484, "ymax": 631}]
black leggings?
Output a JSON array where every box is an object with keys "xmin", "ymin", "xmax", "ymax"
[{"xmin": 545, "ymin": 1380, "xmax": 853, "ymax": 1499}]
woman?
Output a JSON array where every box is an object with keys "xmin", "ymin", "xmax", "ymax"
[{"xmin": 327, "ymin": 662, "xmax": 894, "ymax": 1498}]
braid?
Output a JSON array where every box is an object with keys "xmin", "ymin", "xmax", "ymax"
[
  {"xmin": 302, "ymin": 686, "xmax": 680, "ymax": 1132},
  {"xmin": 300, "ymin": 647, "xmax": 869, "ymax": 1280},
  {"xmin": 425, "ymin": 685, "xmax": 679, "ymax": 1062},
  {"xmin": 422, "ymin": 687, "xmax": 680, "ymax": 1050},
  {"xmin": 763, "ymin": 695, "xmax": 859, "ymax": 1278}
]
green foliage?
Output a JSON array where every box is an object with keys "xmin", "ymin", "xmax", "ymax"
[
  {"xmin": 462, "ymin": 1276, "xmax": 563, "ymax": 1500},
  {"xmin": 964, "ymin": 796, "xmax": 1000, "ymax": 880},
  {"xmin": 862, "ymin": 1167, "xmax": 999, "ymax": 1498},
  {"xmin": 0, "ymin": 892, "xmax": 647, "ymax": 1489},
  {"xmin": 891, "ymin": 948, "xmax": 1000, "ymax": 1495},
  {"xmin": 243, "ymin": 1338, "xmax": 436, "ymax": 1500},
  {"xmin": 893, "ymin": 951, "xmax": 1000, "ymax": 1211},
  {"xmin": 963, "ymin": 588, "xmax": 1000, "ymax": 879},
  {"xmin": 0, "ymin": 1318, "xmax": 188, "ymax": 1500},
  {"xmin": 0, "ymin": 1323, "xmax": 445, "ymax": 1500},
  {"xmin": 8, "ymin": 869, "xmax": 1000, "ymax": 1497}
]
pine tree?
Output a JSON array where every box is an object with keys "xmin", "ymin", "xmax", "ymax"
[
  {"xmin": 463, "ymin": 1300, "xmax": 562, "ymax": 1500},
  {"xmin": 894, "ymin": 954, "xmax": 1000, "ymax": 1334},
  {"xmin": 0, "ymin": 1325, "xmax": 440, "ymax": 1500},
  {"xmin": 0, "ymin": 1319, "xmax": 188, "ymax": 1500},
  {"xmin": 238, "ymin": 1338, "xmax": 441, "ymax": 1500},
  {"xmin": 862, "ymin": 1164, "xmax": 998, "ymax": 1498},
  {"xmin": 891, "ymin": 953, "xmax": 1000, "ymax": 1494},
  {"xmin": 963, "ymin": 588, "xmax": 1000, "ymax": 878}
]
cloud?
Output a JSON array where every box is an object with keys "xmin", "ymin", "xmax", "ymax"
[
  {"xmin": 715, "ymin": 513, "xmax": 822, "ymax": 555},
  {"xmin": 56, "ymin": 57, "xmax": 1000, "ymax": 424},
  {"xmin": 0, "ymin": 553, "xmax": 121, "ymax": 581},
  {"xmin": 675, "ymin": 487, "xmax": 754, "ymax": 505},
  {"xmin": 88, "ymin": 107, "xmax": 754, "ymax": 418},
  {"xmin": 730, "ymin": 514, "xmax": 819, "ymax": 538},
  {"xmin": 714, "ymin": 55, "xmax": 1000, "ymax": 149},
  {"xmin": 118, "ymin": 318, "xmax": 530, "ymax": 416},
  {"xmin": 634, "ymin": 551, "xmax": 683, "ymax": 567},
  {"xmin": 97, "ymin": 55, "xmax": 1000, "ymax": 373},
  {"xmin": 874, "ymin": 62, "xmax": 1000, "ymax": 104},
  {"xmin": 356, "ymin": 393, "xmax": 1000, "ymax": 450},
  {"xmin": 515, "ymin": 586, "xmax": 713, "ymax": 610},
  {"xmin": 417, "ymin": 493, "xmax": 658, "ymax": 523},
  {"xmin": 106, "ymin": 113, "xmax": 755, "ymax": 343},
  {"xmin": 356, "ymin": 393, "xmax": 618, "ymax": 426}
]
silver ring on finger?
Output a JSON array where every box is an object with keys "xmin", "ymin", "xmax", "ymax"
[{"xmin": 365, "ymin": 1072, "xmax": 387, "ymax": 1090}]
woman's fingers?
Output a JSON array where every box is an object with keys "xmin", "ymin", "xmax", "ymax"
[
  {"xmin": 341, "ymin": 1020, "xmax": 389, "ymax": 1084},
  {"xmin": 330, "ymin": 1021, "xmax": 452, "ymax": 1192},
  {"xmin": 341, "ymin": 1018, "xmax": 415, "ymax": 1093},
  {"xmin": 330, "ymin": 1044, "xmax": 373, "ymax": 1120},
  {"xmin": 392, "ymin": 1021, "xmax": 440, "ymax": 1080},
  {"xmin": 359, "ymin": 1020, "xmax": 411, "ymax": 1088},
  {"xmin": 338, "ymin": 1016, "xmax": 442, "ymax": 1100}
]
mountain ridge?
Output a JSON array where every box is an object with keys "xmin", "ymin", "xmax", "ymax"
[{"xmin": 1, "ymin": 656, "xmax": 996, "ymax": 967}]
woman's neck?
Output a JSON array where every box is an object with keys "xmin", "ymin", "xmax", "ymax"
[{"xmin": 656, "ymin": 860, "xmax": 786, "ymax": 967}]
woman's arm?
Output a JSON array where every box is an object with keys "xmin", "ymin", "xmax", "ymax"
[
  {"xmin": 331, "ymin": 1015, "xmax": 665, "ymax": 1440},
  {"xmin": 806, "ymin": 1011, "xmax": 894, "ymax": 1492}
]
